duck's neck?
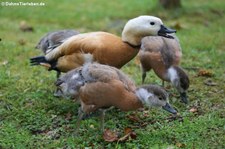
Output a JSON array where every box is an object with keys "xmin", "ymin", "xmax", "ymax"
[
  {"xmin": 122, "ymin": 29, "xmax": 142, "ymax": 47},
  {"xmin": 124, "ymin": 41, "xmax": 141, "ymax": 49}
]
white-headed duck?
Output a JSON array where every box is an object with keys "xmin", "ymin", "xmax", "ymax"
[{"xmin": 30, "ymin": 16, "xmax": 176, "ymax": 78}]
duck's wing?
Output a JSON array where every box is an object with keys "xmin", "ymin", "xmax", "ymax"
[{"xmin": 45, "ymin": 32, "xmax": 110, "ymax": 61}]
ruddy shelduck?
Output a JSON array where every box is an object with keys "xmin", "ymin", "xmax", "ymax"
[
  {"xmin": 55, "ymin": 63, "xmax": 177, "ymax": 132},
  {"xmin": 30, "ymin": 16, "xmax": 176, "ymax": 77},
  {"xmin": 139, "ymin": 35, "xmax": 189, "ymax": 104}
]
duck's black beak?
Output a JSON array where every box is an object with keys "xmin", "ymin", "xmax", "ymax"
[
  {"xmin": 162, "ymin": 103, "xmax": 177, "ymax": 114},
  {"xmin": 158, "ymin": 25, "xmax": 176, "ymax": 39},
  {"xmin": 180, "ymin": 92, "xmax": 189, "ymax": 104}
]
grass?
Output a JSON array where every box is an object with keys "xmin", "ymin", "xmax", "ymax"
[{"xmin": 0, "ymin": 0, "xmax": 225, "ymax": 148}]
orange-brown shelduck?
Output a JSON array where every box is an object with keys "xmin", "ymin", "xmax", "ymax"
[
  {"xmin": 55, "ymin": 63, "xmax": 177, "ymax": 132},
  {"xmin": 138, "ymin": 35, "xmax": 189, "ymax": 104},
  {"xmin": 30, "ymin": 16, "xmax": 176, "ymax": 77}
]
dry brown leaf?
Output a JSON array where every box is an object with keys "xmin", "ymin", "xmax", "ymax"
[
  {"xmin": 176, "ymin": 142, "xmax": 186, "ymax": 148},
  {"xmin": 127, "ymin": 114, "xmax": 140, "ymax": 122},
  {"xmin": 124, "ymin": 127, "xmax": 132, "ymax": 134},
  {"xmin": 173, "ymin": 22, "xmax": 182, "ymax": 30},
  {"xmin": 103, "ymin": 129, "xmax": 118, "ymax": 142},
  {"xmin": 189, "ymin": 107, "xmax": 198, "ymax": 113},
  {"xmin": 197, "ymin": 69, "xmax": 213, "ymax": 77},
  {"xmin": 18, "ymin": 39, "xmax": 26, "ymax": 45},
  {"xmin": 118, "ymin": 128, "xmax": 137, "ymax": 142},
  {"xmin": 65, "ymin": 112, "xmax": 72, "ymax": 120},
  {"xmin": 20, "ymin": 21, "xmax": 34, "ymax": 32}
]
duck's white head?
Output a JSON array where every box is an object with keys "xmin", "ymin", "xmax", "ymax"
[{"xmin": 122, "ymin": 15, "xmax": 176, "ymax": 46}]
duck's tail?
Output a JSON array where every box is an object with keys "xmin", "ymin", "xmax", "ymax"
[
  {"xmin": 30, "ymin": 56, "xmax": 47, "ymax": 65},
  {"xmin": 30, "ymin": 55, "xmax": 59, "ymax": 71}
]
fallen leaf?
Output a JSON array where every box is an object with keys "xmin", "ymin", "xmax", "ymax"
[
  {"xmin": 189, "ymin": 107, "xmax": 198, "ymax": 113},
  {"xmin": 127, "ymin": 114, "xmax": 140, "ymax": 123},
  {"xmin": 176, "ymin": 142, "xmax": 186, "ymax": 148},
  {"xmin": 173, "ymin": 22, "xmax": 182, "ymax": 30},
  {"xmin": 124, "ymin": 127, "xmax": 132, "ymax": 134},
  {"xmin": 103, "ymin": 129, "xmax": 118, "ymax": 142},
  {"xmin": 118, "ymin": 128, "xmax": 137, "ymax": 142},
  {"xmin": 129, "ymin": 131, "xmax": 137, "ymax": 139},
  {"xmin": 0, "ymin": 60, "xmax": 8, "ymax": 66},
  {"xmin": 118, "ymin": 132, "xmax": 137, "ymax": 142},
  {"xmin": 65, "ymin": 112, "xmax": 72, "ymax": 120},
  {"xmin": 197, "ymin": 69, "xmax": 213, "ymax": 77},
  {"xmin": 18, "ymin": 39, "xmax": 26, "ymax": 45},
  {"xmin": 20, "ymin": 21, "xmax": 34, "ymax": 32}
]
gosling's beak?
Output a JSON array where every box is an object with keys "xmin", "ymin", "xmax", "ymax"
[
  {"xmin": 180, "ymin": 92, "xmax": 189, "ymax": 104},
  {"xmin": 55, "ymin": 79, "xmax": 64, "ymax": 86},
  {"xmin": 54, "ymin": 88, "xmax": 64, "ymax": 97},
  {"xmin": 162, "ymin": 103, "xmax": 177, "ymax": 114},
  {"xmin": 158, "ymin": 25, "xmax": 176, "ymax": 39}
]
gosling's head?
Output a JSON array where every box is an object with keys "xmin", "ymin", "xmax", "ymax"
[
  {"xmin": 55, "ymin": 68, "xmax": 85, "ymax": 98},
  {"xmin": 35, "ymin": 30, "xmax": 79, "ymax": 54},
  {"xmin": 168, "ymin": 66, "xmax": 190, "ymax": 104},
  {"xmin": 136, "ymin": 84, "xmax": 177, "ymax": 114}
]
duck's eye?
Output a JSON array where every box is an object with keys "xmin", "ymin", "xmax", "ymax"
[
  {"xmin": 150, "ymin": 22, "xmax": 155, "ymax": 25},
  {"xmin": 159, "ymin": 97, "xmax": 162, "ymax": 100}
]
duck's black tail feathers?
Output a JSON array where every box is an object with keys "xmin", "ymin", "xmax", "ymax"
[{"xmin": 30, "ymin": 56, "xmax": 48, "ymax": 66}]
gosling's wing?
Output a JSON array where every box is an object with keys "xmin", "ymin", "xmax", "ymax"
[
  {"xmin": 160, "ymin": 35, "xmax": 182, "ymax": 68},
  {"xmin": 79, "ymin": 79, "xmax": 135, "ymax": 110},
  {"xmin": 141, "ymin": 35, "xmax": 182, "ymax": 68},
  {"xmin": 82, "ymin": 63, "xmax": 136, "ymax": 92},
  {"xmin": 35, "ymin": 30, "xmax": 79, "ymax": 54}
]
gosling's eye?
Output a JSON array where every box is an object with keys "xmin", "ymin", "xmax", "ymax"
[
  {"xmin": 150, "ymin": 22, "xmax": 155, "ymax": 25},
  {"xmin": 159, "ymin": 97, "xmax": 162, "ymax": 100}
]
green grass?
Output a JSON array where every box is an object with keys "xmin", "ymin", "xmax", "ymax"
[{"xmin": 0, "ymin": 0, "xmax": 225, "ymax": 148}]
